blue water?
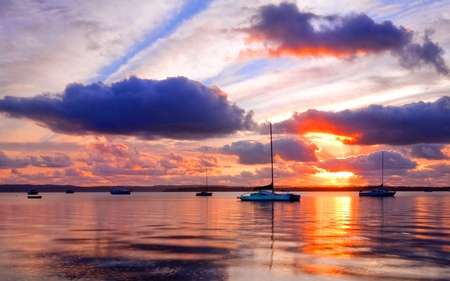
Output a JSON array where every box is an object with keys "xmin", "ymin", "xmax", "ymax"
[{"xmin": 0, "ymin": 191, "xmax": 449, "ymax": 280}]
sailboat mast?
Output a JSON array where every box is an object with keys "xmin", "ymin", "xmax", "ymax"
[
  {"xmin": 270, "ymin": 123, "xmax": 274, "ymax": 185},
  {"xmin": 206, "ymin": 168, "xmax": 208, "ymax": 190},
  {"xmin": 381, "ymin": 151, "xmax": 384, "ymax": 186}
]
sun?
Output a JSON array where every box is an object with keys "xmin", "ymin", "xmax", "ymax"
[
  {"xmin": 315, "ymin": 171, "xmax": 355, "ymax": 185},
  {"xmin": 304, "ymin": 133, "xmax": 355, "ymax": 147}
]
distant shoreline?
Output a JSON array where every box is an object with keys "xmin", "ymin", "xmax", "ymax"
[{"xmin": 0, "ymin": 184, "xmax": 449, "ymax": 193}]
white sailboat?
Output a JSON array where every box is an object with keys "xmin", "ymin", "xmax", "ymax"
[
  {"xmin": 196, "ymin": 168, "xmax": 212, "ymax": 196},
  {"xmin": 359, "ymin": 151, "xmax": 396, "ymax": 197},
  {"xmin": 238, "ymin": 123, "xmax": 300, "ymax": 202}
]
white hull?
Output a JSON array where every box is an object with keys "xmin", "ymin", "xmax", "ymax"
[{"xmin": 239, "ymin": 190, "xmax": 300, "ymax": 201}]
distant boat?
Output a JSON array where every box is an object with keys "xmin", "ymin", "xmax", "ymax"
[
  {"xmin": 359, "ymin": 152, "xmax": 396, "ymax": 197},
  {"xmin": 27, "ymin": 189, "xmax": 39, "ymax": 195},
  {"xmin": 27, "ymin": 195, "xmax": 42, "ymax": 199},
  {"xmin": 238, "ymin": 123, "xmax": 300, "ymax": 202},
  {"xmin": 110, "ymin": 189, "xmax": 131, "ymax": 195},
  {"xmin": 66, "ymin": 190, "xmax": 74, "ymax": 194},
  {"xmin": 196, "ymin": 190, "xmax": 212, "ymax": 196},
  {"xmin": 196, "ymin": 168, "xmax": 212, "ymax": 196}
]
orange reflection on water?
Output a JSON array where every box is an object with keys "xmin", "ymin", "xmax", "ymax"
[{"xmin": 301, "ymin": 195, "xmax": 361, "ymax": 259}]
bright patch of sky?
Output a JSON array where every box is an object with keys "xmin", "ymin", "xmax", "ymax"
[
  {"xmin": 95, "ymin": 0, "xmax": 214, "ymax": 83},
  {"xmin": 203, "ymin": 58, "xmax": 299, "ymax": 87}
]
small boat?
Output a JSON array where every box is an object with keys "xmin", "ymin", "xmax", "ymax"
[
  {"xmin": 238, "ymin": 123, "xmax": 300, "ymax": 202},
  {"xmin": 239, "ymin": 188, "xmax": 301, "ymax": 201},
  {"xmin": 196, "ymin": 190, "xmax": 212, "ymax": 196},
  {"xmin": 27, "ymin": 195, "xmax": 42, "ymax": 199},
  {"xmin": 110, "ymin": 189, "xmax": 131, "ymax": 195},
  {"xmin": 359, "ymin": 186, "xmax": 396, "ymax": 197},
  {"xmin": 359, "ymin": 152, "xmax": 395, "ymax": 197},
  {"xmin": 66, "ymin": 190, "xmax": 74, "ymax": 194},
  {"xmin": 196, "ymin": 168, "xmax": 212, "ymax": 196},
  {"xmin": 27, "ymin": 189, "xmax": 39, "ymax": 195}
]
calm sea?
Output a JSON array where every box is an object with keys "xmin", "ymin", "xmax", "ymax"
[{"xmin": 0, "ymin": 191, "xmax": 449, "ymax": 281}]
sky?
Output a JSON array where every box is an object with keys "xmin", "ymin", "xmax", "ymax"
[{"xmin": 0, "ymin": 0, "xmax": 450, "ymax": 188}]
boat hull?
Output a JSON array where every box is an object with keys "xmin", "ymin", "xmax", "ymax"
[
  {"xmin": 359, "ymin": 190, "xmax": 395, "ymax": 197},
  {"xmin": 196, "ymin": 191, "xmax": 212, "ymax": 196},
  {"xmin": 239, "ymin": 190, "xmax": 300, "ymax": 202},
  {"xmin": 110, "ymin": 189, "xmax": 131, "ymax": 195}
]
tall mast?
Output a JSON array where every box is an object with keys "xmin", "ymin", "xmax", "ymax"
[
  {"xmin": 381, "ymin": 151, "xmax": 384, "ymax": 186},
  {"xmin": 270, "ymin": 123, "xmax": 274, "ymax": 185}
]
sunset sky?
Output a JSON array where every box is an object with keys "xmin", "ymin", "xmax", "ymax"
[{"xmin": 1, "ymin": 0, "xmax": 450, "ymax": 188}]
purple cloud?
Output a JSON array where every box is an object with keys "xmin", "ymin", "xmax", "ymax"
[
  {"xmin": 0, "ymin": 76, "xmax": 255, "ymax": 140},
  {"xmin": 275, "ymin": 96, "xmax": 450, "ymax": 145},
  {"xmin": 409, "ymin": 144, "xmax": 449, "ymax": 160},
  {"xmin": 318, "ymin": 151, "xmax": 417, "ymax": 175},
  {"xmin": 0, "ymin": 151, "xmax": 72, "ymax": 169},
  {"xmin": 243, "ymin": 3, "xmax": 448, "ymax": 75},
  {"xmin": 220, "ymin": 137, "xmax": 318, "ymax": 164}
]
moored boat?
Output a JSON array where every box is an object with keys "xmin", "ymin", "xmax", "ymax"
[
  {"xmin": 239, "ymin": 189, "xmax": 300, "ymax": 201},
  {"xmin": 196, "ymin": 190, "xmax": 212, "ymax": 196},
  {"xmin": 27, "ymin": 189, "xmax": 39, "ymax": 195},
  {"xmin": 110, "ymin": 189, "xmax": 131, "ymax": 195},
  {"xmin": 238, "ymin": 123, "xmax": 300, "ymax": 202},
  {"xmin": 359, "ymin": 152, "xmax": 395, "ymax": 197},
  {"xmin": 196, "ymin": 168, "xmax": 213, "ymax": 196},
  {"xmin": 359, "ymin": 187, "xmax": 395, "ymax": 197},
  {"xmin": 66, "ymin": 190, "xmax": 74, "ymax": 194}
]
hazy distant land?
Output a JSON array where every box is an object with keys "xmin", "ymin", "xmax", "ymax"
[{"xmin": 0, "ymin": 184, "xmax": 449, "ymax": 193}]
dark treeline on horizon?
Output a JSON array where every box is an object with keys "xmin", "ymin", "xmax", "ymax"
[{"xmin": 1, "ymin": 184, "xmax": 449, "ymax": 193}]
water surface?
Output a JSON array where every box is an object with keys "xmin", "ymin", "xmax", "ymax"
[{"xmin": 0, "ymin": 191, "xmax": 449, "ymax": 280}]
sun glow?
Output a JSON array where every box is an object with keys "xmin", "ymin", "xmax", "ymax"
[
  {"xmin": 316, "ymin": 171, "xmax": 355, "ymax": 185},
  {"xmin": 304, "ymin": 133, "xmax": 353, "ymax": 146}
]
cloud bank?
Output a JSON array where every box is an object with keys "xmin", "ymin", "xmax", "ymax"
[
  {"xmin": 243, "ymin": 2, "xmax": 448, "ymax": 75},
  {"xmin": 0, "ymin": 151, "xmax": 72, "ymax": 169},
  {"xmin": 220, "ymin": 137, "xmax": 318, "ymax": 164},
  {"xmin": 0, "ymin": 76, "xmax": 255, "ymax": 140},
  {"xmin": 275, "ymin": 96, "xmax": 450, "ymax": 146},
  {"xmin": 318, "ymin": 151, "xmax": 417, "ymax": 175},
  {"xmin": 408, "ymin": 144, "xmax": 449, "ymax": 160}
]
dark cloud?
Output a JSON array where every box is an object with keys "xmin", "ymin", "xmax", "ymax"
[
  {"xmin": 0, "ymin": 151, "xmax": 29, "ymax": 169},
  {"xmin": 275, "ymin": 96, "xmax": 450, "ymax": 145},
  {"xmin": 30, "ymin": 154, "xmax": 72, "ymax": 168},
  {"xmin": 0, "ymin": 76, "xmax": 256, "ymax": 140},
  {"xmin": 220, "ymin": 137, "xmax": 318, "ymax": 164},
  {"xmin": 64, "ymin": 168, "xmax": 84, "ymax": 177},
  {"xmin": 0, "ymin": 142, "xmax": 80, "ymax": 152},
  {"xmin": 243, "ymin": 2, "xmax": 448, "ymax": 75},
  {"xmin": 0, "ymin": 151, "xmax": 72, "ymax": 169},
  {"xmin": 409, "ymin": 144, "xmax": 449, "ymax": 160},
  {"xmin": 318, "ymin": 151, "xmax": 417, "ymax": 175}
]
